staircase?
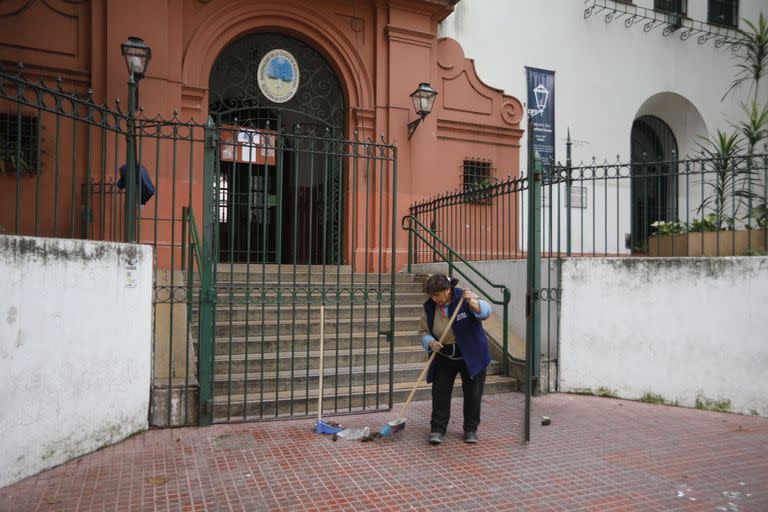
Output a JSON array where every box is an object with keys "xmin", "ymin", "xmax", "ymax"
[{"xmin": 194, "ymin": 265, "xmax": 517, "ymax": 422}]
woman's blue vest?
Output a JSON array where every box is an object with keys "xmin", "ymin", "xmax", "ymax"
[{"xmin": 423, "ymin": 287, "xmax": 491, "ymax": 382}]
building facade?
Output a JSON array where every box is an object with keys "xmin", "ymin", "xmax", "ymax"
[
  {"xmin": 0, "ymin": 0, "xmax": 524, "ymax": 271},
  {"xmin": 440, "ymin": 0, "xmax": 768, "ymax": 254}
]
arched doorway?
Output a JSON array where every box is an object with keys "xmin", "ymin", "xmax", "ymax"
[
  {"xmin": 208, "ymin": 32, "xmax": 346, "ymax": 264},
  {"xmin": 630, "ymin": 115, "xmax": 679, "ymax": 252}
]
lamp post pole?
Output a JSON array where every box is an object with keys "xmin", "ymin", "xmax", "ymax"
[
  {"xmin": 121, "ymin": 35, "xmax": 151, "ymax": 243},
  {"xmin": 124, "ymin": 76, "xmax": 138, "ymax": 242}
]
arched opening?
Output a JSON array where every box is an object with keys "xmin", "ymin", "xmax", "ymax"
[
  {"xmin": 630, "ymin": 115, "xmax": 679, "ymax": 251},
  {"xmin": 208, "ymin": 32, "xmax": 346, "ymax": 264}
]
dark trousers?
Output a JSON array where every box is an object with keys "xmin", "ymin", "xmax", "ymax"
[{"xmin": 430, "ymin": 354, "xmax": 486, "ymax": 434}]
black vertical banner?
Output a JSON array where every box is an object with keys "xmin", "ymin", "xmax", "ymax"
[{"xmin": 526, "ymin": 67, "xmax": 555, "ymax": 165}]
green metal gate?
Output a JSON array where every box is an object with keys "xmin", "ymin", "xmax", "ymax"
[
  {"xmin": 1, "ymin": 63, "xmax": 398, "ymax": 428},
  {"xmin": 197, "ymin": 123, "xmax": 399, "ymax": 424}
]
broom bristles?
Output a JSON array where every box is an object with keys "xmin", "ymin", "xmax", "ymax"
[{"xmin": 379, "ymin": 417, "xmax": 406, "ymax": 437}]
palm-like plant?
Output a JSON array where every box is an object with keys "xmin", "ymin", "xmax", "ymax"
[
  {"xmin": 723, "ymin": 13, "xmax": 768, "ymax": 104},
  {"xmin": 719, "ymin": 13, "xmax": 768, "ymax": 234},
  {"xmin": 734, "ymin": 102, "xmax": 768, "ymax": 153},
  {"xmin": 697, "ymin": 130, "xmax": 759, "ymax": 230}
]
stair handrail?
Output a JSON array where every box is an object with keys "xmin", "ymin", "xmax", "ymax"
[
  {"xmin": 180, "ymin": 205, "xmax": 209, "ymax": 425},
  {"xmin": 402, "ymin": 214, "xmax": 512, "ymax": 374},
  {"xmin": 181, "ymin": 205, "xmax": 204, "ymax": 275}
]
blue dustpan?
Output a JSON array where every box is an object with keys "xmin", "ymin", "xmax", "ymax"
[{"xmin": 315, "ymin": 420, "xmax": 343, "ymax": 434}]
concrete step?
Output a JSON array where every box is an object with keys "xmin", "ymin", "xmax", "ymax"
[
  {"xmin": 213, "ymin": 346, "xmax": 428, "ymax": 374},
  {"xmin": 204, "ymin": 329, "xmax": 422, "ymax": 354},
  {"xmin": 205, "ymin": 269, "xmax": 416, "ymax": 284},
  {"xmin": 207, "ymin": 282, "xmax": 424, "ymax": 295},
  {"xmin": 195, "ymin": 316, "xmax": 421, "ymax": 337},
  {"xmin": 211, "ymin": 373, "xmax": 517, "ymax": 420},
  {"xmin": 216, "ymin": 263, "xmax": 352, "ymax": 274},
  {"xmin": 212, "ymin": 360, "xmax": 505, "ymax": 395},
  {"xmin": 197, "ymin": 303, "xmax": 425, "ymax": 322}
]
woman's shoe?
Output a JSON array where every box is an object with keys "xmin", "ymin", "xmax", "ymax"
[
  {"xmin": 463, "ymin": 431, "xmax": 478, "ymax": 444},
  {"xmin": 427, "ymin": 432, "xmax": 444, "ymax": 445}
]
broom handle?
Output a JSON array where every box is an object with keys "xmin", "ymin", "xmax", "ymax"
[
  {"xmin": 317, "ymin": 305, "xmax": 324, "ymax": 422},
  {"xmin": 397, "ymin": 296, "xmax": 466, "ymax": 419}
]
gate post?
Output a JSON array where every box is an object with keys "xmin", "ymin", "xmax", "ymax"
[
  {"xmin": 124, "ymin": 77, "xmax": 138, "ymax": 242},
  {"xmin": 197, "ymin": 117, "xmax": 218, "ymax": 426},
  {"xmin": 524, "ymin": 114, "xmax": 542, "ymax": 442},
  {"xmin": 566, "ymin": 129, "xmax": 573, "ymax": 257}
]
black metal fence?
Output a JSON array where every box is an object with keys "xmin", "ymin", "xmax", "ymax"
[
  {"xmin": 408, "ymin": 152, "xmax": 768, "ymax": 261},
  {"xmin": 1, "ymin": 63, "xmax": 401, "ymax": 428},
  {"xmin": 543, "ymin": 152, "xmax": 768, "ymax": 258}
]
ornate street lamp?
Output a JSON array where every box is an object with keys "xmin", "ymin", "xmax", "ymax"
[
  {"xmin": 120, "ymin": 36, "xmax": 151, "ymax": 242},
  {"xmin": 121, "ymin": 36, "xmax": 152, "ymax": 80},
  {"xmin": 407, "ymin": 82, "xmax": 438, "ymax": 139}
]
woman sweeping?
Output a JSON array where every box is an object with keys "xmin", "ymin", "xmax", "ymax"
[{"xmin": 418, "ymin": 274, "xmax": 492, "ymax": 445}]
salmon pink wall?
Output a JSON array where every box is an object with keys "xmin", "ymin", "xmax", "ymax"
[{"xmin": 0, "ymin": 0, "xmax": 523, "ymax": 272}]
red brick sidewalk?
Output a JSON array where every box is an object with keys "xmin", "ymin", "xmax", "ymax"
[{"xmin": 2, "ymin": 393, "xmax": 767, "ymax": 511}]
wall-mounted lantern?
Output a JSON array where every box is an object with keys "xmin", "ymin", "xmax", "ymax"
[{"xmin": 407, "ymin": 82, "xmax": 438, "ymax": 140}]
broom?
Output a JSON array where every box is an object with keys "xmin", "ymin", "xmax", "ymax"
[
  {"xmin": 379, "ymin": 296, "xmax": 465, "ymax": 437},
  {"xmin": 315, "ymin": 305, "xmax": 342, "ymax": 434}
]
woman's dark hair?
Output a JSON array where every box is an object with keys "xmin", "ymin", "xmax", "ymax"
[{"xmin": 423, "ymin": 274, "xmax": 459, "ymax": 295}]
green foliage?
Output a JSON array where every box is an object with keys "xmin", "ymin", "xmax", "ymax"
[
  {"xmin": 0, "ymin": 132, "xmax": 29, "ymax": 175},
  {"xmin": 689, "ymin": 214, "xmax": 721, "ymax": 232},
  {"xmin": 696, "ymin": 130, "xmax": 758, "ymax": 230},
  {"xmin": 463, "ymin": 177, "xmax": 498, "ymax": 204},
  {"xmin": 744, "ymin": 203, "xmax": 768, "ymax": 229},
  {"xmin": 639, "ymin": 393, "xmax": 678, "ymax": 406},
  {"xmin": 651, "ymin": 215, "xmax": 723, "ymax": 236},
  {"xmin": 695, "ymin": 396, "xmax": 731, "ymax": 413},
  {"xmin": 723, "ymin": 13, "xmax": 768, "ymax": 103},
  {"xmin": 733, "ymin": 102, "xmax": 768, "ymax": 153},
  {"xmin": 650, "ymin": 220, "xmax": 688, "ymax": 236},
  {"xmin": 569, "ymin": 387, "xmax": 618, "ymax": 398},
  {"xmin": 593, "ymin": 387, "xmax": 618, "ymax": 398}
]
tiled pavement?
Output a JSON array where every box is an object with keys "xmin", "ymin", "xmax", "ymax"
[{"xmin": 2, "ymin": 393, "xmax": 767, "ymax": 512}]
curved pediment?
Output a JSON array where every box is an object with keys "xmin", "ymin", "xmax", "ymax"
[
  {"xmin": 433, "ymin": 37, "xmax": 523, "ymax": 148},
  {"xmin": 436, "ymin": 37, "xmax": 523, "ymax": 128}
]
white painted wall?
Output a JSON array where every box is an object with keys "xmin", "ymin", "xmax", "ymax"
[
  {"xmin": 0, "ymin": 236, "xmax": 153, "ymax": 488},
  {"xmin": 441, "ymin": 0, "xmax": 768, "ymax": 163},
  {"xmin": 441, "ymin": 0, "xmax": 768, "ymax": 254},
  {"xmin": 412, "ymin": 256, "xmax": 768, "ymax": 415},
  {"xmin": 559, "ymin": 257, "xmax": 768, "ymax": 416}
]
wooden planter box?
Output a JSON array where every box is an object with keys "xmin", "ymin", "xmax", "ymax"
[{"xmin": 647, "ymin": 229, "xmax": 767, "ymax": 256}]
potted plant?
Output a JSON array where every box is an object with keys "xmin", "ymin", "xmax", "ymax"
[
  {"xmin": 463, "ymin": 176, "xmax": 498, "ymax": 205},
  {"xmin": 647, "ymin": 14, "xmax": 768, "ymax": 257},
  {"xmin": 0, "ymin": 132, "xmax": 29, "ymax": 175}
]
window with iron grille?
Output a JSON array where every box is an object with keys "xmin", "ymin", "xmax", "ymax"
[
  {"xmin": 0, "ymin": 113, "xmax": 40, "ymax": 175},
  {"xmin": 654, "ymin": 0, "xmax": 687, "ymax": 14},
  {"xmin": 463, "ymin": 159, "xmax": 496, "ymax": 204},
  {"xmin": 708, "ymin": 0, "xmax": 738, "ymax": 27}
]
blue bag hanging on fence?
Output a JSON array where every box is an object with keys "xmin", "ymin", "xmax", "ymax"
[{"xmin": 117, "ymin": 163, "xmax": 155, "ymax": 205}]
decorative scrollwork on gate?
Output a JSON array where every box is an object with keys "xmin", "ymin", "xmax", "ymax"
[{"xmin": 207, "ymin": 32, "xmax": 345, "ymax": 129}]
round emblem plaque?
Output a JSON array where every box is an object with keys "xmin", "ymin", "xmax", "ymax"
[{"xmin": 257, "ymin": 49, "xmax": 300, "ymax": 104}]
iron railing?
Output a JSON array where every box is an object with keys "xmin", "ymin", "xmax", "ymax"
[
  {"xmin": 0, "ymin": 64, "xmax": 130, "ymax": 239},
  {"xmin": 403, "ymin": 214, "xmax": 511, "ymax": 368},
  {"xmin": 2, "ymin": 64, "xmax": 402, "ymax": 428},
  {"xmin": 206, "ymin": 126, "xmax": 399, "ymax": 423},
  {"xmin": 543, "ymin": 152, "xmax": 768, "ymax": 258},
  {"xmin": 408, "ymin": 173, "xmax": 529, "ymax": 263},
  {"xmin": 409, "ymin": 152, "xmax": 768, "ymax": 261}
]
